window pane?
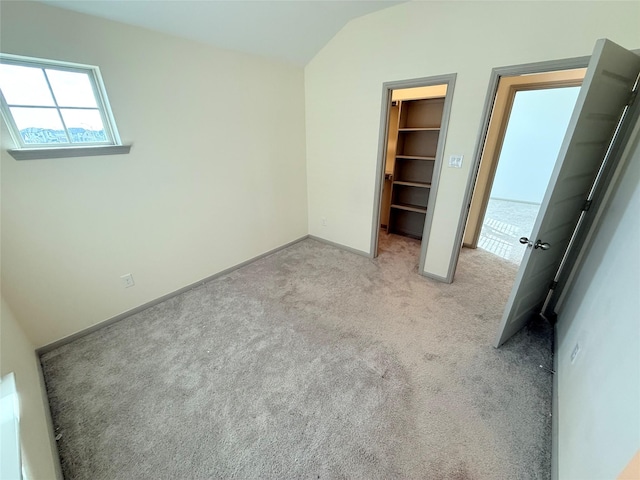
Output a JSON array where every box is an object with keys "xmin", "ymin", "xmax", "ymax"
[
  {"xmin": 60, "ymin": 108, "xmax": 107, "ymax": 143},
  {"xmin": 46, "ymin": 69, "xmax": 98, "ymax": 108},
  {"xmin": 0, "ymin": 64, "xmax": 55, "ymax": 106},
  {"xmin": 10, "ymin": 107, "xmax": 67, "ymax": 144}
]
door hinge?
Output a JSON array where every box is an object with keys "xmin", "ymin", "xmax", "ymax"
[
  {"xmin": 629, "ymin": 88, "xmax": 638, "ymax": 107},
  {"xmin": 549, "ymin": 280, "xmax": 558, "ymax": 290},
  {"xmin": 582, "ymin": 199, "xmax": 593, "ymax": 211}
]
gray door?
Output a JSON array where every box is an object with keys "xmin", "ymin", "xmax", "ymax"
[{"xmin": 494, "ymin": 39, "xmax": 640, "ymax": 347}]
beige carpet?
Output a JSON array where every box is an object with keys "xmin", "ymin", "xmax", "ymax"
[{"xmin": 41, "ymin": 235, "xmax": 552, "ymax": 479}]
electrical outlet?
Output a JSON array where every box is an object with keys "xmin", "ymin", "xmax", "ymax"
[
  {"xmin": 321, "ymin": 217, "xmax": 327, "ymax": 227},
  {"xmin": 120, "ymin": 273, "xmax": 135, "ymax": 288},
  {"xmin": 570, "ymin": 343, "xmax": 580, "ymax": 364}
]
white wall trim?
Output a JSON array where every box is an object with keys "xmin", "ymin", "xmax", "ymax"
[
  {"xmin": 35, "ymin": 356, "xmax": 64, "ymax": 480},
  {"xmin": 8, "ymin": 145, "xmax": 132, "ymax": 161},
  {"xmin": 308, "ymin": 234, "xmax": 370, "ymax": 258},
  {"xmin": 37, "ymin": 235, "xmax": 309, "ymax": 354},
  {"xmin": 36, "ymin": 233, "xmax": 378, "ymax": 355}
]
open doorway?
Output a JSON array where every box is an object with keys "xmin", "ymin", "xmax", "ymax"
[
  {"xmin": 463, "ymin": 69, "xmax": 586, "ymax": 265},
  {"xmin": 371, "ymin": 75, "xmax": 455, "ymax": 273},
  {"xmin": 475, "ymin": 86, "xmax": 582, "ymax": 263}
]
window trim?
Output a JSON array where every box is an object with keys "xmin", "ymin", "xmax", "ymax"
[
  {"xmin": 0, "ymin": 53, "xmax": 131, "ymax": 160},
  {"xmin": 7, "ymin": 144, "xmax": 131, "ymax": 161}
]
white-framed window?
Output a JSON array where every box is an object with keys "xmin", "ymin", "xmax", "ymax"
[{"xmin": 0, "ymin": 54, "xmax": 129, "ymax": 159}]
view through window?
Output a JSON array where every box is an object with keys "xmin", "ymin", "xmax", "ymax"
[{"xmin": 0, "ymin": 55, "xmax": 120, "ymax": 148}]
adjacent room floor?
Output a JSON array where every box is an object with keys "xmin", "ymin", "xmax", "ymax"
[
  {"xmin": 478, "ymin": 198, "xmax": 541, "ymax": 264},
  {"xmin": 41, "ymin": 236, "xmax": 552, "ymax": 479}
]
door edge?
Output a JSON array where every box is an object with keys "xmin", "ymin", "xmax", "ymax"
[{"xmin": 445, "ymin": 55, "xmax": 591, "ymax": 284}]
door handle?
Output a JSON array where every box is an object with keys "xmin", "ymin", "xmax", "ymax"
[
  {"xmin": 519, "ymin": 237, "xmax": 532, "ymax": 246},
  {"xmin": 519, "ymin": 237, "xmax": 551, "ymax": 250},
  {"xmin": 534, "ymin": 240, "xmax": 551, "ymax": 250}
]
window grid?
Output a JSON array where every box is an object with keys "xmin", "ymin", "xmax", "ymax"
[
  {"xmin": 0, "ymin": 55, "xmax": 120, "ymax": 149},
  {"xmin": 44, "ymin": 67, "xmax": 71, "ymax": 143}
]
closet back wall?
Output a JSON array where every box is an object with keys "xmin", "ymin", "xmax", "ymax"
[{"xmin": 0, "ymin": 1, "xmax": 308, "ymax": 347}]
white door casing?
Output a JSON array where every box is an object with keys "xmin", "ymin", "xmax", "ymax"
[{"xmin": 494, "ymin": 39, "xmax": 640, "ymax": 347}]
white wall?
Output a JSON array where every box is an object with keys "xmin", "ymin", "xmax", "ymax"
[
  {"xmin": 491, "ymin": 87, "xmax": 580, "ymax": 204},
  {"xmin": 0, "ymin": 1, "xmax": 307, "ymax": 347},
  {"xmin": 0, "ymin": 298, "xmax": 60, "ymax": 479},
  {"xmin": 304, "ymin": 1, "xmax": 640, "ymax": 277},
  {"xmin": 556, "ymin": 117, "xmax": 640, "ymax": 478}
]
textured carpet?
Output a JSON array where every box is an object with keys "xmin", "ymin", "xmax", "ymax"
[{"xmin": 41, "ymin": 236, "xmax": 552, "ymax": 479}]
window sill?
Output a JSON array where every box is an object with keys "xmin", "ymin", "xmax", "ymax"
[{"xmin": 7, "ymin": 144, "xmax": 132, "ymax": 161}]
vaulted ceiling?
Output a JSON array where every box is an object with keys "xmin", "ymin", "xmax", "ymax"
[{"xmin": 40, "ymin": 0, "xmax": 405, "ymax": 65}]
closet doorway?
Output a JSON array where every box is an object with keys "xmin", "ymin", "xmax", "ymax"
[{"xmin": 371, "ymin": 75, "xmax": 456, "ymax": 273}]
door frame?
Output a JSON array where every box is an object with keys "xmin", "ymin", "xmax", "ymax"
[
  {"xmin": 370, "ymin": 73, "xmax": 457, "ymax": 275},
  {"xmin": 447, "ymin": 56, "xmax": 591, "ymax": 283},
  {"xmin": 463, "ymin": 69, "xmax": 586, "ymax": 250}
]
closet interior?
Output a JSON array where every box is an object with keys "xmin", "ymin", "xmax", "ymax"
[{"xmin": 380, "ymin": 85, "xmax": 447, "ymax": 240}]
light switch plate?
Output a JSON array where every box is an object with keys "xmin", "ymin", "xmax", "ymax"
[{"xmin": 449, "ymin": 154, "xmax": 463, "ymax": 168}]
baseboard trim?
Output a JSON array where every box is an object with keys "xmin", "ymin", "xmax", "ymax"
[
  {"xmin": 307, "ymin": 235, "xmax": 371, "ymax": 258},
  {"xmin": 35, "ymin": 352, "xmax": 64, "ymax": 480},
  {"xmin": 420, "ymin": 270, "xmax": 451, "ymax": 283},
  {"xmin": 551, "ymin": 322, "xmax": 559, "ymax": 480},
  {"xmin": 37, "ymin": 235, "xmax": 309, "ymax": 355}
]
